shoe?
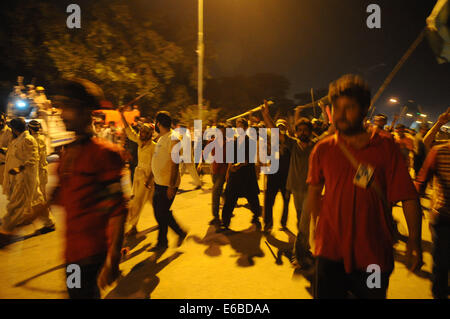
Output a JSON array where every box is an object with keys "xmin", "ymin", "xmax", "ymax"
[
  {"xmin": 177, "ymin": 232, "xmax": 187, "ymax": 247},
  {"xmin": 252, "ymin": 218, "xmax": 262, "ymax": 230},
  {"xmin": 125, "ymin": 226, "xmax": 138, "ymax": 237},
  {"xmin": 217, "ymin": 224, "xmax": 231, "ymax": 233},
  {"xmin": 209, "ymin": 218, "xmax": 221, "ymax": 226},
  {"xmin": 263, "ymin": 225, "xmax": 272, "ymax": 234},
  {"xmin": 35, "ymin": 224, "xmax": 56, "ymax": 235},
  {"xmin": 149, "ymin": 244, "xmax": 168, "ymax": 252}
]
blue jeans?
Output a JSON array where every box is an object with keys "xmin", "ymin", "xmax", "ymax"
[{"xmin": 429, "ymin": 214, "xmax": 450, "ymax": 299}]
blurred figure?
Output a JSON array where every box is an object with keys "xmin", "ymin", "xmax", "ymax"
[
  {"xmin": 50, "ymin": 79, "xmax": 128, "ymax": 298},
  {"xmin": 415, "ymin": 141, "xmax": 450, "ymax": 299},
  {"xmin": 262, "ymin": 118, "xmax": 291, "ymax": 233},
  {"xmin": 119, "ymin": 106, "xmax": 155, "ymax": 236},
  {"xmin": 1, "ymin": 118, "xmax": 54, "ymax": 234},
  {"xmin": 28, "ymin": 121, "xmax": 49, "ymax": 200},
  {"xmin": 207, "ymin": 123, "xmax": 228, "ymax": 226},
  {"xmin": 0, "ymin": 113, "xmax": 13, "ymax": 189},
  {"xmin": 413, "ymin": 123, "xmax": 429, "ymax": 177},
  {"xmin": 395, "ymin": 124, "xmax": 415, "ymax": 170},
  {"xmin": 306, "ymin": 74, "xmax": 422, "ymax": 299}
]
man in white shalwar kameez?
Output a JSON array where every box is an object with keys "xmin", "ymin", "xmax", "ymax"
[
  {"xmin": 1, "ymin": 118, "xmax": 54, "ymax": 234},
  {"xmin": 120, "ymin": 108, "xmax": 156, "ymax": 236},
  {"xmin": 0, "ymin": 113, "xmax": 13, "ymax": 189}
]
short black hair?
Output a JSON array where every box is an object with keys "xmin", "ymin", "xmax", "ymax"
[
  {"xmin": 155, "ymin": 111, "xmax": 172, "ymax": 128},
  {"xmin": 51, "ymin": 78, "xmax": 104, "ymax": 110},
  {"xmin": 328, "ymin": 74, "xmax": 371, "ymax": 109},
  {"xmin": 236, "ymin": 118, "xmax": 249, "ymax": 130},
  {"xmin": 295, "ymin": 117, "xmax": 312, "ymax": 131},
  {"xmin": 10, "ymin": 117, "xmax": 26, "ymax": 133}
]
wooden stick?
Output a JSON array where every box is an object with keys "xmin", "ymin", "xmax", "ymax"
[{"xmin": 227, "ymin": 101, "xmax": 274, "ymax": 122}]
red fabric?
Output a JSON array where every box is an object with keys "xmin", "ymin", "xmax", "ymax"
[
  {"xmin": 56, "ymin": 138, "xmax": 128, "ymax": 263},
  {"xmin": 307, "ymin": 131, "xmax": 418, "ymax": 273},
  {"xmin": 209, "ymin": 138, "xmax": 228, "ymax": 176}
]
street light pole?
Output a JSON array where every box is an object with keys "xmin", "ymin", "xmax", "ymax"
[{"xmin": 198, "ymin": 0, "xmax": 204, "ymax": 122}]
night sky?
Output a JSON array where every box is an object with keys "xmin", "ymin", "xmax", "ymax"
[
  {"xmin": 143, "ymin": 0, "xmax": 449, "ymax": 121},
  {"xmin": 2, "ymin": 0, "xmax": 449, "ymax": 121}
]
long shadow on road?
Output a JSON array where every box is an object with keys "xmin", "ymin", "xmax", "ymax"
[
  {"xmin": 106, "ymin": 251, "xmax": 183, "ymax": 299},
  {"xmin": 189, "ymin": 225, "xmax": 264, "ymax": 267}
]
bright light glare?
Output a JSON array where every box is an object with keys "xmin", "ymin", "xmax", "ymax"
[
  {"xmin": 420, "ymin": 114, "xmax": 427, "ymax": 118},
  {"xmin": 16, "ymin": 100, "xmax": 27, "ymax": 108},
  {"xmin": 406, "ymin": 113, "xmax": 413, "ymax": 117},
  {"xmin": 389, "ymin": 98, "xmax": 399, "ymax": 103}
]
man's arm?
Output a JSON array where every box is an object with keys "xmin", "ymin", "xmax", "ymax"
[
  {"xmin": 98, "ymin": 213, "xmax": 126, "ymax": 290},
  {"xmin": 401, "ymin": 199, "xmax": 423, "ymax": 272},
  {"xmin": 423, "ymin": 108, "xmax": 450, "ymax": 151},
  {"xmin": 305, "ymin": 184, "xmax": 324, "ymax": 221},
  {"xmin": 167, "ymin": 139, "xmax": 180, "ymax": 200}
]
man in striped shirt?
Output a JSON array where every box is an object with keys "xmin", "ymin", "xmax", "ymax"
[{"xmin": 415, "ymin": 141, "xmax": 450, "ymax": 299}]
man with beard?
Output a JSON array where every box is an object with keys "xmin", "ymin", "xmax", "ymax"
[
  {"xmin": 145, "ymin": 111, "xmax": 187, "ymax": 251},
  {"xmin": 261, "ymin": 102, "xmax": 315, "ymax": 269},
  {"xmin": 220, "ymin": 118, "xmax": 262, "ymax": 231},
  {"xmin": 49, "ymin": 78, "xmax": 128, "ymax": 298},
  {"xmin": 305, "ymin": 74, "xmax": 423, "ymax": 298},
  {"xmin": 119, "ymin": 106, "xmax": 155, "ymax": 237},
  {"xmin": 0, "ymin": 118, "xmax": 54, "ymax": 235}
]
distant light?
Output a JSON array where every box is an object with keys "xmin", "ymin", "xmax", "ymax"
[
  {"xmin": 420, "ymin": 114, "xmax": 427, "ymax": 118},
  {"xmin": 415, "ymin": 120, "xmax": 421, "ymax": 123},
  {"xmin": 427, "ymin": 121, "xmax": 433, "ymax": 124},
  {"xmin": 15, "ymin": 100, "xmax": 27, "ymax": 109},
  {"xmin": 406, "ymin": 113, "xmax": 413, "ymax": 117},
  {"xmin": 389, "ymin": 98, "xmax": 399, "ymax": 103}
]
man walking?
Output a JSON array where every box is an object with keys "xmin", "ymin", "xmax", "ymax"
[
  {"xmin": 146, "ymin": 111, "xmax": 187, "ymax": 251},
  {"xmin": 261, "ymin": 103, "xmax": 315, "ymax": 268},
  {"xmin": 1, "ymin": 118, "xmax": 54, "ymax": 234},
  {"xmin": 220, "ymin": 118, "xmax": 262, "ymax": 231},
  {"xmin": 261, "ymin": 118, "xmax": 291, "ymax": 233},
  {"xmin": 50, "ymin": 78, "xmax": 128, "ymax": 298},
  {"xmin": 305, "ymin": 74, "xmax": 423, "ymax": 299},
  {"xmin": 119, "ymin": 107, "xmax": 155, "ymax": 236}
]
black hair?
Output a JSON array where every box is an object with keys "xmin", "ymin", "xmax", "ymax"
[
  {"xmin": 328, "ymin": 74, "xmax": 371, "ymax": 110},
  {"xmin": 295, "ymin": 117, "xmax": 313, "ymax": 131},
  {"xmin": 155, "ymin": 111, "xmax": 172, "ymax": 128}
]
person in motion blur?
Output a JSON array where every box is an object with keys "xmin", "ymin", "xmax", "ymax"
[
  {"xmin": 305, "ymin": 74, "xmax": 423, "ymax": 299},
  {"xmin": 49, "ymin": 78, "xmax": 128, "ymax": 299}
]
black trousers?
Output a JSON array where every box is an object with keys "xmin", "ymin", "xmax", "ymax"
[
  {"xmin": 152, "ymin": 183, "xmax": 185, "ymax": 246},
  {"xmin": 314, "ymin": 257, "xmax": 391, "ymax": 299},
  {"xmin": 222, "ymin": 190, "xmax": 261, "ymax": 228},
  {"xmin": 264, "ymin": 174, "xmax": 290, "ymax": 228},
  {"xmin": 66, "ymin": 254, "xmax": 106, "ymax": 299}
]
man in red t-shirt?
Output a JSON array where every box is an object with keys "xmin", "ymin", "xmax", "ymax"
[
  {"xmin": 50, "ymin": 79, "xmax": 128, "ymax": 299},
  {"xmin": 306, "ymin": 74, "xmax": 423, "ymax": 299}
]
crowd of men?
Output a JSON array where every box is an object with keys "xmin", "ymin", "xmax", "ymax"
[{"xmin": 0, "ymin": 75, "xmax": 449, "ymax": 299}]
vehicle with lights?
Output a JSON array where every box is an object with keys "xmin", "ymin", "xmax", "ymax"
[{"xmin": 6, "ymin": 78, "xmax": 76, "ymax": 154}]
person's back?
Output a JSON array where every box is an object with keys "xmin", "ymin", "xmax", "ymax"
[{"xmin": 57, "ymin": 137, "xmax": 127, "ymax": 264}]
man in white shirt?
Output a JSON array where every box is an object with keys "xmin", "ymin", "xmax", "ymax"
[
  {"xmin": 146, "ymin": 111, "xmax": 187, "ymax": 251},
  {"xmin": 119, "ymin": 107, "xmax": 156, "ymax": 236}
]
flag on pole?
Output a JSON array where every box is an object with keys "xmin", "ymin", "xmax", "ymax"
[{"xmin": 426, "ymin": 0, "xmax": 450, "ymax": 63}]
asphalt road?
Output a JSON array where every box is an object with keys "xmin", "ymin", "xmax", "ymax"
[{"xmin": 0, "ymin": 163, "xmax": 436, "ymax": 299}]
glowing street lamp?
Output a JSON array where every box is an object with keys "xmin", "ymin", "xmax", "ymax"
[{"xmin": 389, "ymin": 98, "xmax": 399, "ymax": 104}]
